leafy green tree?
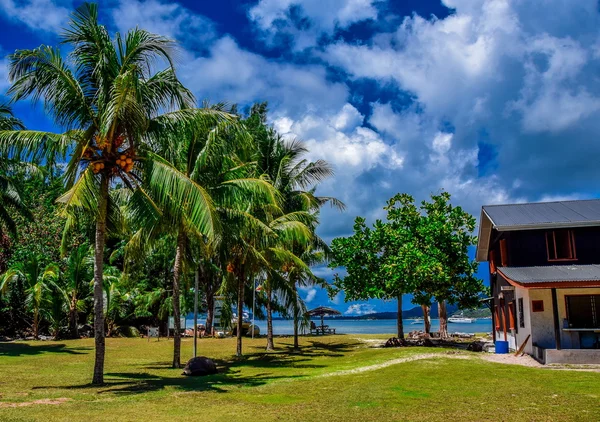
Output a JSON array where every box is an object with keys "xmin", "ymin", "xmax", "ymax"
[
  {"xmin": 413, "ymin": 192, "xmax": 483, "ymax": 338},
  {"xmin": 379, "ymin": 194, "xmax": 443, "ymax": 338},
  {"xmin": 330, "ymin": 192, "xmax": 483, "ymax": 339},
  {"xmin": 0, "ymin": 254, "xmax": 59, "ymax": 338},
  {"xmin": 330, "ymin": 216, "xmax": 408, "ymax": 338}
]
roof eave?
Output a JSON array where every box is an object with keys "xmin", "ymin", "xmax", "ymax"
[
  {"xmin": 497, "ymin": 269, "xmax": 600, "ymax": 289},
  {"xmin": 476, "ymin": 208, "xmax": 494, "ymax": 262},
  {"xmin": 494, "ymin": 220, "xmax": 600, "ymax": 231}
]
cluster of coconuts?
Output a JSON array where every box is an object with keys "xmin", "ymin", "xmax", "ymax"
[
  {"xmin": 88, "ymin": 152, "xmax": 135, "ymax": 174},
  {"xmin": 116, "ymin": 153, "xmax": 135, "ymax": 172},
  {"xmin": 85, "ymin": 135, "xmax": 137, "ymax": 174},
  {"xmin": 91, "ymin": 161, "xmax": 105, "ymax": 174}
]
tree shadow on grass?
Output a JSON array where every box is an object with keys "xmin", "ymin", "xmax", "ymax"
[
  {"xmin": 245, "ymin": 338, "xmax": 359, "ymax": 359},
  {"xmin": 0, "ymin": 342, "xmax": 91, "ymax": 357},
  {"xmin": 29, "ymin": 338, "xmax": 361, "ymax": 396},
  {"xmin": 33, "ymin": 366, "xmax": 303, "ymax": 396}
]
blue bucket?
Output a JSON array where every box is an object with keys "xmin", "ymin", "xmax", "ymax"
[{"xmin": 495, "ymin": 340, "xmax": 509, "ymax": 354}]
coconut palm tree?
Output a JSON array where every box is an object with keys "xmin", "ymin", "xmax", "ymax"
[
  {"xmin": 247, "ymin": 107, "xmax": 344, "ymax": 350},
  {"xmin": 126, "ymin": 105, "xmax": 273, "ymax": 367},
  {"xmin": 0, "ymin": 254, "xmax": 59, "ymax": 338},
  {"xmin": 0, "ymin": 3, "xmax": 233, "ymax": 384},
  {"xmin": 220, "ymin": 206, "xmax": 314, "ymax": 357}
]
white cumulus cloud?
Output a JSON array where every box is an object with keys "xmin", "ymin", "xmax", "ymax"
[
  {"xmin": 249, "ymin": 0, "xmax": 378, "ymax": 49},
  {"xmin": 112, "ymin": 0, "xmax": 215, "ymax": 45},
  {"xmin": 0, "ymin": 0, "xmax": 70, "ymax": 33}
]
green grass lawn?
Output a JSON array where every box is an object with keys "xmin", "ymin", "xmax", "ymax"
[{"xmin": 1, "ymin": 335, "xmax": 599, "ymax": 421}]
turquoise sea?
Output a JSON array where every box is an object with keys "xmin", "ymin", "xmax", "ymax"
[{"xmin": 184, "ymin": 317, "xmax": 492, "ymax": 335}]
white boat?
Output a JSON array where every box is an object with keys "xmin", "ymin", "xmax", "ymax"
[
  {"xmin": 411, "ymin": 317, "xmax": 424, "ymax": 324},
  {"xmin": 448, "ymin": 316, "xmax": 474, "ymax": 324}
]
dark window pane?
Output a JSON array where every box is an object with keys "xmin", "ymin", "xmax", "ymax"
[
  {"xmin": 566, "ymin": 295, "xmax": 599, "ymax": 328},
  {"xmin": 555, "ymin": 230, "xmax": 573, "ymax": 259}
]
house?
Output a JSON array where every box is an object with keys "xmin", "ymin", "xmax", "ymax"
[{"xmin": 476, "ymin": 199, "xmax": 600, "ymax": 364}]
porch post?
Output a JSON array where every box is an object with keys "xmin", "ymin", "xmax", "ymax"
[{"xmin": 551, "ymin": 288, "xmax": 561, "ymax": 350}]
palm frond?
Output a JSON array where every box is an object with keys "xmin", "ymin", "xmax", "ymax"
[{"xmin": 147, "ymin": 155, "xmax": 218, "ymax": 239}]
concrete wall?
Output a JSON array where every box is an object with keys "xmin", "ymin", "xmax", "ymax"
[
  {"xmin": 529, "ymin": 289, "xmax": 556, "ymax": 349},
  {"xmin": 544, "ymin": 349, "xmax": 600, "ymax": 364},
  {"xmin": 515, "ymin": 288, "xmax": 533, "ymax": 354}
]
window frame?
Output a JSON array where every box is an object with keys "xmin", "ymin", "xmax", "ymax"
[
  {"xmin": 545, "ymin": 229, "xmax": 577, "ymax": 262},
  {"xmin": 518, "ymin": 298, "xmax": 525, "ymax": 328}
]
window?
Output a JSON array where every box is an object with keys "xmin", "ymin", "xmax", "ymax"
[
  {"xmin": 508, "ymin": 301, "xmax": 515, "ymax": 330},
  {"xmin": 499, "ymin": 239, "xmax": 508, "ymax": 266},
  {"xmin": 546, "ymin": 229, "xmax": 576, "ymax": 261},
  {"xmin": 532, "ymin": 300, "xmax": 544, "ymax": 312},
  {"xmin": 494, "ymin": 305, "xmax": 500, "ymax": 329},
  {"xmin": 518, "ymin": 298, "xmax": 525, "ymax": 328},
  {"xmin": 565, "ymin": 295, "xmax": 600, "ymax": 329}
]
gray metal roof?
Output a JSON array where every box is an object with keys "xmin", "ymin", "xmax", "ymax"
[
  {"xmin": 483, "ymin": 199, "xmax": 600, "ymax": 231},
  {"xmin": 499, "ymin": 265, "xmax": 600, "ymax": 284}
]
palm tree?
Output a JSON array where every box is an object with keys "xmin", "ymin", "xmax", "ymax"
[
  {"xmin": 126, "ymin": 105, "xmax": 272, "ymax": 367},
  {"xmin": 101, "ymin": 265, "xmax": 131, "ymax": 337},
  {"xmin": 247, "ymin": 107, "xmax": 344, "ymax": 350},
  {"xmin": 220, "ymin": 213, "xmax": 310, "ymax": 357},
  {"xmin": 0, "ymin": 104, "xmax": 30, "ymax": 237},
  {"xmin": 286, "ymin": 243, "xmax": 329, "ymax": 350},
  {"xmin": 0, "ymin": 3, "xmax": 227, "ymax": 384},
  {"xmin": 0, "ymin": 254, "xmax": 59, "ymax": 338},
  {"xmin": 52, "ymin": 244, "xmax": 93, "ymax": 338}
]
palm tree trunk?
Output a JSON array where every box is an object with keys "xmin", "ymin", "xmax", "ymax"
[
  {"xmin": 438, "ymin": 301, "xmax": 448, "ymax": 339},
  {"xmin": 205, "ymin": 275, "xmax": 214, "ymax": 336},
  {"xmin": 421, "ymin": 304, "xmax": 431, "ymax": 336},
  {"xmin": 92, "ymin": 174, "xmax": 108, "ymax": 385},
  {"xmin": 193, "ymin": 269, "xmax": 199, "ymax": 358},
  {"xmin": 292, "ymin": 282, "xmax": 299, "ymax": 350},
  {"xmin": 69, "ymin": 293, "xmax": 78, "ymax": 339},
  {"xmin": 33, "ymin": 307, "xmax": 39, "ymax": 339},
  {"xmin": 172, "ymin": 228, "xmax": 185, "ymax": 368},
  {"xmin": 397, "ymin": 295, "xmax": 404, "ymax": 339},
  {"xmin": 266, "ymin": 286, "xmax": 274, "ymax": 351},
  {"xmin": 236, "ymin": 265, "xmax": 245, "ymax": 357}
]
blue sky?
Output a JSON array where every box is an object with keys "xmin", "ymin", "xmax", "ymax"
[{"xmin": 2, "ymin": 0, "xmax": 600, "ymax": 315}]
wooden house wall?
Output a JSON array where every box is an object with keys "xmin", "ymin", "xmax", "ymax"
[{"xmin": 488, "ymin": 227, "xmax": 600, "ymax": 268}]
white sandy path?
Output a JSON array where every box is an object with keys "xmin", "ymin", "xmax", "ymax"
[{"xmin": 318, "ymin": 352, "xmax": 472, "ymax": 378}]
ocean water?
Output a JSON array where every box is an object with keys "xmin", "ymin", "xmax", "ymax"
[{"xmin": 184, "ymin": 317, "xmax": 492, "ymax": 335}]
